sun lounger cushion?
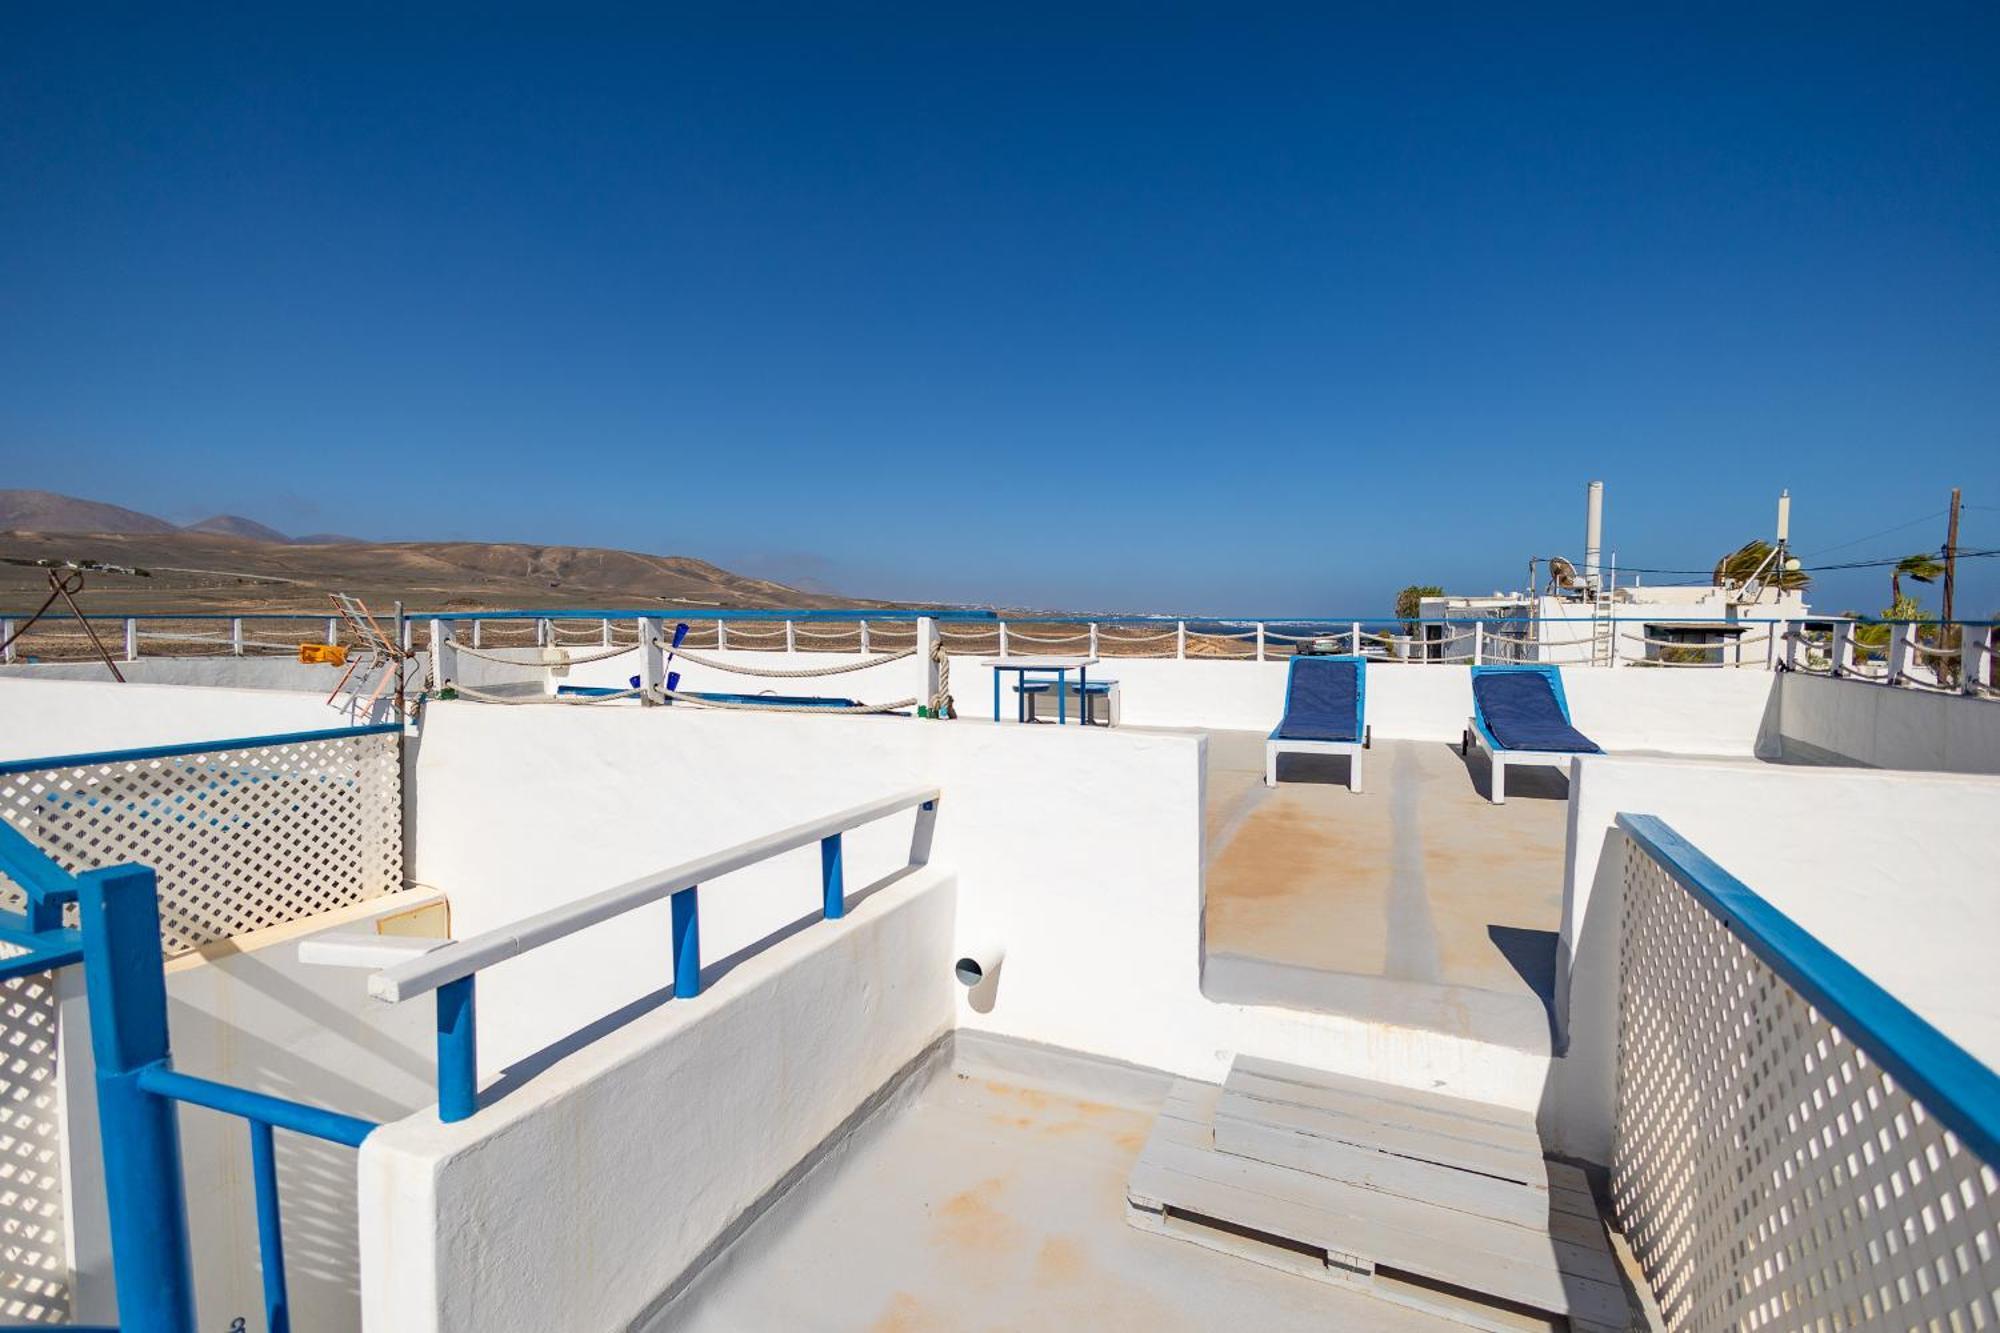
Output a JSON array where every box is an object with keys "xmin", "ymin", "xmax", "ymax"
[
  {"xmin": 1274, "ymin": 658, "xmax": 1361, "ymax": 743},
  {"xmin": 1472, "ymin": 671, "xmax": 1601, "ymax": 753}
]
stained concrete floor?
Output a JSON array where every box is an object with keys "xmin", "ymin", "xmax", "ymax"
[
  {"xmin": 663, "ymin": 1048, "xmax": 1464, "ymax": 1333},
  {"xmin": 1198, "ymin": 732, "xmax": 1568, "ymax": 1050}
]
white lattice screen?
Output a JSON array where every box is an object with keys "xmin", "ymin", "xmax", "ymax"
[
  {"xmin": 1613, "ymin": 839, "xmax": 2000, "ymax": 1332},
  {"xmin": 0, "ymin": 934, "xmax": 65, "ymax": 1326},
  {"xmin": 0, "ymin": 729, "xmax": 403, "ymax": 956}
]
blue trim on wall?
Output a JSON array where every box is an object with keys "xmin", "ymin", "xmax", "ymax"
[
  {"xmin": 0, "ymin": 723, "xmax": 403, "ymax": 779},
  {"xmin": 1617, "ymin": 812, "xmax": 2000, "ymax": 1165}
]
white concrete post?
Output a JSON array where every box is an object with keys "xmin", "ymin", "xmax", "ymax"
[
  {"xmin": 1, "ymin": 620, "xmax": 12, "ymax": 663},
  {"xmin": 324, "ymin": 616, "xmax": 338, "ymax": 645},
  {"xmin": 859, "ymin": 620, "xmax": 870, "ymax": 652},
  {"xmin": 1089, "ymin": 622, "xmax": 1099, "ymax": 657},
  {"xmin": 1176, "ymin": 621, "xmax": 1187, "ymax": 659},
  {"xmin": 1768, "ymin": 620, "xmax": 1785, "ymax": 670},
  {"xmin": 1886, "ymin": 622, "xmax": 1911, "ymax": 684},
  {"xmin": 401, "ymin": 618, "xmax": 414, "ymax": 654},
  {"xmin": 1784, "ymin": 622, "xmax": 1799, "ymax": 670},
  {"xmin": 430, "ymin": 620, "xmax": 452, "ymax": 690},
  {"xmin": 1962, "ymin": 626, "xmax": 1990, "ymax": 697},
  {"xmin": 996, "ymin": 622, "xmax": 1006, "ymax": 656},
  {"xmin": 1472, "ymin": 621, "xmax": 1484, "ymax": 665},
  {"xmin": 124, "ymin": 618, "xmax": 137, "ymax": 662},
  {"xmin": 638, "ymin": 618, "xmax": 664, "ymax": 702},
  {"xmin": 231, "ymin": 618, "xmax": 244, "ymax": 655},
  {"xmin": 915, "ymin": 616, "xmax": 939, "ymax": 716},
  {"xmin": 601, "ymin": 618, "xmax": 612, "ymax": 648},
  {"xmin": 1255, "ymin": 623, "xmax": 1266, "ymax": 661},
  {"xmin": 1829, "ymin": 621, "xmax": 1853, "ymax": 676},
  {"xmin": 717, "ymin": 621, "xmax": 729, "ymax": 650},
  {"xmin": 1350, "ymin": 622, "xmax": 1361, "ymax": 654},
  {"xmin": 536, "ymin": 619, "xmax": 550, "ymax": 648},
  {"xmin": 472, "ymin": 619, "xmax": 483, "ymax": 648}
]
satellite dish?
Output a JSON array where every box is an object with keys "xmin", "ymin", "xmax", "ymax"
[{"xmin": 1547, "ymin": 556, "xmax": 1581, "ymax": 591}]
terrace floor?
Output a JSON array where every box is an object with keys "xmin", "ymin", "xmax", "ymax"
[
  {"xmin": 665, "ymin": 1048, "xmax": 1467, "ymax": 1332},
  {"xmin": 1198, "ymin": 732, "xmax": 1567, "ymax": 1051}
]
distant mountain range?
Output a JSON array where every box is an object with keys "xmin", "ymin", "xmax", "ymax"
[
  {"xmin": 0, "ymin": 490, "xmax": 360, "ymax": 545},
  {"xmin": 0, "ymin": 489, "xmax": 872, "ymax": 614}
]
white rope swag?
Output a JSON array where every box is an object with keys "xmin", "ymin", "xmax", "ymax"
[{"xmin": 663, "ymin": 644, "xmax": 918, "ymax": 678}]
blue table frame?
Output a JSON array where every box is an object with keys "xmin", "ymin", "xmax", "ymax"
[{"xmin": 984, "ymin": 658, "xmax": 1098, "ymax": 726}]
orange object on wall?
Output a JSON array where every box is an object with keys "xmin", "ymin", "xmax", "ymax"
[{"xmin": 298, "ymin": 643, "xmax": 349, "ymax": 666}]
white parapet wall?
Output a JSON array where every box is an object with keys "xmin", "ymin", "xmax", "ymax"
[
  {"xmin": 406, "ymin": 703, "xmax": 1557, "ymax": 1110},
  {"xmin": 1775, "ymin": 670, "xmax": 2000, "ymax": 773},
  {"xmin": 357, "ymin": 864, "xmax": 958, "ymax": 1333},
  {"xmin": 1547, "ymin": 753, "xmax": 2000, "ymax": 1163},
  {"xmin": 558, "ymin": 646, "xmax": 1783, "ymax": 751},
  {"xmin": 0, "ymin": 677, "xmax": 379, "ymax": 761}
]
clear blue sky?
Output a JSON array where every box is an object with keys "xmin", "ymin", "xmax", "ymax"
[{"xmin": 3, "ymin": 5, "xmax": 1996, "ymax": 615}]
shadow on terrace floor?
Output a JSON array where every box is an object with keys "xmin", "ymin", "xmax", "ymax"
[{"xmin": 1198, "ymin": 731, "xmax": 1566, "ymax": 1051}]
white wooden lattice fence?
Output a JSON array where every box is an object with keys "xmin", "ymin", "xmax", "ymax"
[
  {"xmin": 1613, "ymin": 819, "xmax": 1999, "ymax": 1332},
  {"xmin": 0, "ymin": 727, "xmax": 403, "ymax": 956}
]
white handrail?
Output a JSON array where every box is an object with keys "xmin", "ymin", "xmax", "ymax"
[{"xmin": 368, "ymin": 785, "xmax": 941, "ymax": 1003}]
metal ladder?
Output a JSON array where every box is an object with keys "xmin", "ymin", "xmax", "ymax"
[{"xmin": 1590, "ymin": 589, "xmax": 1615, "ymax": 666}]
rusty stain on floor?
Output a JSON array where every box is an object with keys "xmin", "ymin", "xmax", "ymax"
[
  {"xmin": 673, "ymin": 1067, "xmax": 1459, "ymax": 1331},
  {"xmin": 1202, "ymin": 732, "xmax": 1565, "ymax": 1000}
]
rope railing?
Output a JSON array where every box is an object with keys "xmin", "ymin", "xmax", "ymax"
[{"xmin": 661, "ymin": 645, "xmax": 917, "ymax": 678}]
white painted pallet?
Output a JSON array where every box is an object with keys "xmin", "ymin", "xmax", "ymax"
[
  {"xmin": 1128, "ymin": 1079, "xmax": 1633, "ymax": 1332},
  {"xmin": 1214, "ymin": 1056, "xmax": 1552, "ymax": 1227}
]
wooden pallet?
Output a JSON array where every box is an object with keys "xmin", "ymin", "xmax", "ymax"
[{"xmin": 1128, "ymin": 1071, "xmax": 1635, "ymax": 1332}]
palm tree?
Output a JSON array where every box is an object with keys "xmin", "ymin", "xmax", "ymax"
[
  {"xmin": 1394, "ymin": 584, "xmax": 1443, "ymax": 636},
  {"xmin": 1889, "ymin": 552, "xmax": 1944, "ymax": 606},
  {"xmin": 1712, "ymin": 541, "xmax": 1809, "ymax": 591}
]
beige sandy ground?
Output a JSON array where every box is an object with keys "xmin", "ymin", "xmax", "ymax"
[
  {"xmin": 1197, "ymin": 731, "xmax": 1569, "ymax": 1049},
  {"xmin": 667, "ymin": 1060, "xmax": 1462, "ymax": 1333}
]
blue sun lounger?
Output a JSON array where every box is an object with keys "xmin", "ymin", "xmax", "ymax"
[
  {"xmin": 1265, "ymin": 655, "xmax": 1370, "ymax": 791},
  {"xmin": 1461, "ymin": 664, "xmax": 1602, "ymax": 804}
]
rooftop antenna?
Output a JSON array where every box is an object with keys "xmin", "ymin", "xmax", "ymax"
[{"xmin": 1733, "ymin": 489, "xmax": 1797, "ymax": 605}]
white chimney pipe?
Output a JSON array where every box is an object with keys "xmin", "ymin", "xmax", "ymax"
[
  {"xmin": 1584, "ymin": 481, "xmax": 1605, "ymax": 590},
  {"xmin": 1776, "ymin": 489, "xmax": 1791, "ymax": 545}
]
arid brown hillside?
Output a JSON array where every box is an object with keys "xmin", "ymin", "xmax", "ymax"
[{"xmin": 0, "ymin": 528, "xmax": 884, "ymax": 616}]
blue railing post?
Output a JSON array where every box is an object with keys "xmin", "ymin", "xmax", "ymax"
[
  {"xmin": 672, "ymin": 886, "xmax": 701, "ymax": 998},
  {"xmin": 76, "ymin": 863, "xmax": 197, "ymax": 1333},
  {"xmin": 821, "ymin": 834, "xmax": 845, "ymax": 920},
  {"xmin": 249, "ymin": 1119, "xmax": 290, "ymax": 1333},
  {"xmin": 436, "ymin": 975, "xmax": 478, "ymax": 1123}
]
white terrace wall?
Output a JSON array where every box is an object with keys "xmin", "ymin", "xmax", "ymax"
[
  {"xmin": 0, "ymin": 678, "xmax": 366, "ymax": 762},
  {"xmin": 405, "ymin": 704, "xmax": 1552, "ymax": 1102},
  {"xmin": 1547, "ymin": 755, "xmax": 2000, "ymax": 1164},
  {"xmin": 0, "ymin": 656, "xmax": 406, "ymax": 697},
  {"xmin": 1776, "ymin": 670, "xmax": 2000, "ymax": 774},
  {"xmin": 358, "ymin": 866, "xmax": 957, "ymax": 1333},
  {"xmin": 59, "ymin": 897, "xmax": 442, "ymax": 1330},
  {"xmin": 560, "ymin": 646, "xmax": 1781, "ymax": 751}
]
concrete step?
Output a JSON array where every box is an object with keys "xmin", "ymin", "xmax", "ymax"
[
  {"xmin": 1213, "ymin": 1055, "xmax": 1554, "ymax": 1227},
  {"xmin": 1128, "ymin": 1076, "xmax": 1634, "ymax": 1332}
]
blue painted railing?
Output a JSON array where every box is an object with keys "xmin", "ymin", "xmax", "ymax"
[
  {"xmin": 1617, "ymin": 813, "xmax": 2000, "ymax": 1164},
  {"xmin": 0, "ymin": 804, "xmax": 378, "ymax": 1333},
  {"xmin": 369, "ymin": 786, "xmax": 940, "ymax": 1124}
]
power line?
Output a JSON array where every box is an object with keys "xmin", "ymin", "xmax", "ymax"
[{"xmin": 1794, "ymin": 510, "xmax": 1948, "ymax": 559}]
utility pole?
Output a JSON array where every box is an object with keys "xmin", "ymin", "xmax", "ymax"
[{"xmin": 1942, "ymin": 488, "xmax": 1961, "ymax": 625}]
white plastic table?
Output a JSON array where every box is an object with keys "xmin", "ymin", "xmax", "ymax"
[{"xmin": 980, "ymin": 656, "xmax": 1100, "ymax": 725}]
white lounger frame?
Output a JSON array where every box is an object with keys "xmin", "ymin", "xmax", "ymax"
[
  {"xmin": 1265, "ymin": 731, "xmax": 1368, "ymax": 792},
  {"xmin": 1462, "ymin": 718, "xmax": 1580, "ymax": 805}
]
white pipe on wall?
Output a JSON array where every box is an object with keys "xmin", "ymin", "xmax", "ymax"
[{"xmin": 954, "ymin": 941, "xmax": 1004, "ymax": 988}]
